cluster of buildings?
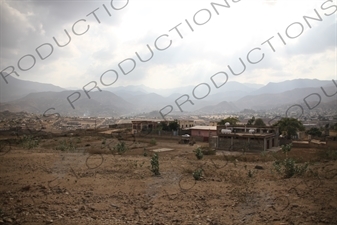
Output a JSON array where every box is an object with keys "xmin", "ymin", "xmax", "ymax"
[
  {"xmin": 1, "ymin": 110, "xmax": 336, "ymax": 151},
  {"xmin": 106, "ymin": 119, "xmax": 280, "ymax": 152}
]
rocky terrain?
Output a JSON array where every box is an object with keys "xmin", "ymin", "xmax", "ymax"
[{"xmin": 0, "ymin": 134, "xmax": 336, "ymax": 225}]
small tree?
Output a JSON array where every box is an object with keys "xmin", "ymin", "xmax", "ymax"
[
  {"xmin": 168, "ymin": 120, "xmax": 179, "ymax": 131},
  {"xmin": 281, "ymin": 143, "xmax": 292, "ymax": 158},
  {"xmin": 305, "ymin": 127, "xmax": 322, "ymax": 137},
  {"xmin": 273, "ymin": 143, "xmax": 308, "ymax": 178},
  {"xmin": 159, "ymin": 121, "xmax": 169, "ymax": 131},
  {"xmin": 218, "ymin": 117, "xmax": 239, "ymax": 126},
  {"xmin": 247, "ymin": 116, "xmax": 255, "ymax": 125},
  {"xmin": 254, "ymin": 118, "xmax": 266, "ymax": 127},
  {"xmin": 194, "ymin": 147, "xmax": 203, "ymax": 160},
  {"xmin": 151, "ymin": 153, "xmax": 160, "ymax": 175},
  {"xmin": 193, "ymin": 168, "xmax": 203, "ymax": 180},
  {"xmin": 273, "ymin": 118, "xmax": 305, "ymax": 139}
]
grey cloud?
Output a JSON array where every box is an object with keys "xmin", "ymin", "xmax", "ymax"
[
  {"xmin": 1, "ymin": 0, "xmax": 127, "ymax": 71},
  {"xmin": 285, "ymin": 16, "xmax": 336, "ymax": 55}
]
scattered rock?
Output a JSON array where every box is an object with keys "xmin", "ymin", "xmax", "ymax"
[
  {"xmin": 110, "ymin": 204, "xmax": 119, "ymax": 208},
  {"xmin": 255, "ymin": 165, "xmax": 264, "ymax": 170},
  {"xmin": 21, "ymin": 185, "xmax": 31, "ymax": 191}
]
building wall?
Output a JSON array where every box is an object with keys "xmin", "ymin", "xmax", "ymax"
[
  {"xmin": 191, "ymin": 129, "xmax": 216, "ymax": 138},
  {"xmin": 132, "ymin": 121, "xmax": 159, "ymax": 133},
  {"xmin": 217, "ymin": 137, "xmax": 264, "ymax": 151},
  {"xmin": 216, "ymin": 136, "xmax": 274, "ymax": 151}
]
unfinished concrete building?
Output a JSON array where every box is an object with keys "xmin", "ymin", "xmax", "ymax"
[
  {"xmin": 210, "ymin": 125, "xmax": 279, "ymax": 151},
  {"xmin": 178, "ymin": 120, "xmax": 195, "ymax": 129}
]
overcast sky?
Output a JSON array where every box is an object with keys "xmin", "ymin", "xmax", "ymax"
[{"xmin": 0, "ymin": 0, "xmax": 336, "ymax": 90}]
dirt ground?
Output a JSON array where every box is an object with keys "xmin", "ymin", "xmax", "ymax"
[{"xmin": 0, "ymin": 134, "xmax": 337, "ymax": 225}]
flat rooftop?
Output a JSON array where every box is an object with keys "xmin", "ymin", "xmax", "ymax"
[
  {"xmin": 218, "ymin": 132, "xmax": 276, "ymax": 138},
  {"xmin": 189, "ymin": 126, "xmax": 217, "ymax": 130}
]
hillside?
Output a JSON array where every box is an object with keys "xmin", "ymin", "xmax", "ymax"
[
  {"xmin": 0, "ymin": 74, "xmax": 65, "ymax": 102},
  {"xmin": 0, "ymin": 90, "xmax": 134, "ymax": 117}
]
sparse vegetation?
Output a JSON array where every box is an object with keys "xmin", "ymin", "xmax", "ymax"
[
  {"xmin": 55, "ymin": 139, "xmax": 76, "ymax": 152},
  {"xmin": 273, "ymin": 143, "xmax": 309, "ymax": 178},
  {"xmin": 273, "ymin": 158, "xmax": 309, "ymax": 178},
  {"xmin": 1, "ymin": 110, "xmax": 337, "ymax": 224},
  {"xmin": 18, "ymin": 135, "xmax": 39, "ymax": 149},
  {"xmin": 318, "ymin": 148, "xmax": 337, "ymax": 160}
]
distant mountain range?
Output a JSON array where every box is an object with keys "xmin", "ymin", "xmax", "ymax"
[
  {"xmin": 0, "ymin": 75, "xmax": 336, "ymax": 117},
  {"xmin": 0, "ymin": 90, "xmax": 134, "ymax": 117},
  {"xmin": 250, "ymin": 79, "xmax": 333, "ymax": 96},
  {"xmin": 0, "ymin": 73, "xmax": 65, "ymax": 102}
]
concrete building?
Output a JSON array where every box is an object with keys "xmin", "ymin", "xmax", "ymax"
[
  {"xmin": 189, "ymin": 126, "xmax": 217, "ymax": 142},
  {"xmin": 110, "ymin": 119, "xmax": 132, "ymax": 129},
  {"xmin": 131, "ymin": 120, "xmax": 162, "ymax": 134},
  {"xmin": 211, "ymin": 125, "xmax": 279, "ymax": 151},
  {"xmin": 209, "ymin": 121, "xmax": 218, "ymax": 126},
  {"xmin": 178, "ymin": 120, "xmax": 195, "ymax": 129}
]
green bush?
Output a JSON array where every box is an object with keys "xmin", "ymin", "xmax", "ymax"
[
  {"xmin": 281, "ymin": 143, "xmax": 292, "ymax": 157},
  {"xmin": 151, "ymin": 153, "xmax": 160, "ymax": 175},
  {"xmin": 273, "ymin": 158, "xmax": 309, "ymax": 178},
  {"xmin": 194, "ymin": 147, "xmax": 203, "ymax": 160},
  {"xmin": 113, "ymin": 142, "xmax": 127, "ymax": 155},
  {"xmin": 193, "ymin": 168, "xmax": 203, "ymax": 180}
]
